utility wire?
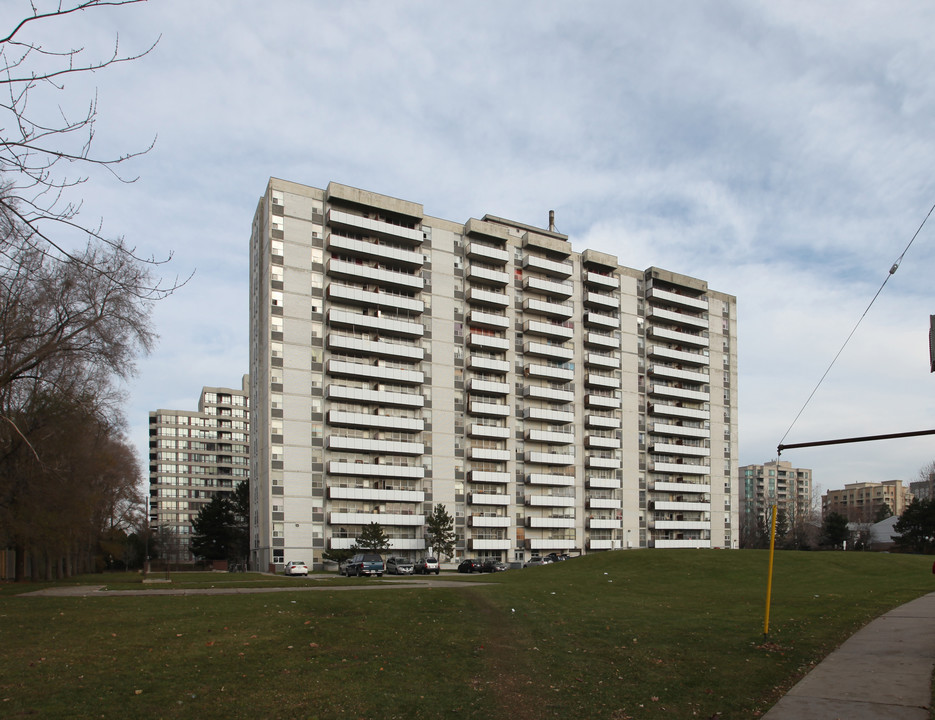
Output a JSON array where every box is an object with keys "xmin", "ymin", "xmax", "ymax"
[{"xmin": 777, "ymin": 200, "xmax": 935, "ymax": 449}]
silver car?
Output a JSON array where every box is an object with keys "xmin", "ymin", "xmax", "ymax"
[{"xmin": 386, "ymin": 556, "xmax": 414, "ymax": 575}]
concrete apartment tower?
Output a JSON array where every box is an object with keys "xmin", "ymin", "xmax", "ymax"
[
  {"xmin": 249, "ymin": 179, "xmax": 738, "ymax": 572},
  {"xmin": 148, "ymin": 376, "xmax": 251, "ymax": 562}
]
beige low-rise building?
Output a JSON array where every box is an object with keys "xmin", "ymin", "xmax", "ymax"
[{"xmin": 822, "ymin": 480, "xmax": 910, "ymax": 522}]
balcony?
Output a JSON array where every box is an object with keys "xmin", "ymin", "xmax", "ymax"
[
  {"xmin": 466, "ymin": 242, "xmax": 510, "ymax": 265},
  {"xmin": 649, "ymin": 365, "xmax": 709, "ymax": 384},
  {"xmin": 523, "ymin": 407, "xmax": 575, "ymax": 424},
  {"xmin": 526, "ymin": 429, "xmax": 575, "ymax": 444},
  {"xmin": 524, "ymin": 341, "xmax": 574, "ymax": 361},
  {"xmin": 651, "ymin": 442, "xmax": 710, "ymax": 457},
  {"xmin": 646, "ymin": 286, "xmax": 708, "ymax": 311},
  {"xmin": 328, "ymin": 512, "xmax": 425, "ymax": 527},
  {"xmin": 653, "ymin": 500, "xmax": 712, "ymax": 512},
  {"xmin": 469, "ymin": 400, "xmax": 510, "ymax": 417},
  {"xmin": 468, "ymin": 423, "xmax": 510, "ymax": 440},
  {"xmin": 588, "ymin": 497, "xmax": 621, "ymax": 510},
  {"xmin": 587, "ymin": 477, "xmax": 621, "ymax": 489},
  {"xmin": 649, "ymin": 384, "xmax": 710, "ymax": 403},
  {"xmin": 585, "ymin": 270, "xmax": 618, "ymax": 289},
  {"xmin": 525, "ymin": 363, "xmax": 574, "ymax": 382},
  {"xmin": 587, "ymin": 456, "xmax": 621, "ymax": 469},
  {"xmin": 326, "ymin": 436, "xmax": 424, "ymax": 455},
  {"xmin": 586, "ymin": 352, "xmax": 619, "ymax": 369},
  {"xmin": 523, "ymin": 254, "xmax": 573, "ymax": 277},
  {"xmin": 647, "ymin": 306, "xmax": 709, "ymax": 330},
  {"xmin": 468, "ymin": 310, "xmax": 510, "ymax": 330},
  {"xmin": 326, "ymin": 359, "xmax": 424, "ymax": 385},
  {"xmin": 524, "ymin": 276, "xmax": 573, "ymax": 297},
  {"xmin": 466, "ymin": 265, "xmax": 510, "ymax": 286},
  {"xmin": 526, "ymin": 494, "xmax": 575, "ymax": 508},
  {"xmin": 527, "ymin": 538, "xmax": 576, "ymax": 551},
  {"xmin": 587, "ymin": 539, "xmax": 616, "ymax": 550},
  {"xmin": 467, "ymin": 378, "xmax": 510, "ymax": 396},
  {"xmin": 647, "ymin": 326, "xmax": 709, "ymax": 348},
  {"xmin": 469, "ymin": 539, "xmax": 512, "ymax": 551},
  {"xmin": 525, "ymin": 451, "xmax": 575, "ymax": 465},
  {"xmin": 469, "ymin": 515, "xmax": 511, "ymax": 528},
  {"xmin": 586, "ymin": 414, "xmax": 620, "ymax": 429},
  {"xmin": 585, "ymin": 332, "xmax": 618, "ymax": 349},
  {"xmin": 526, "ymin": 516, "xmax": 575, "ymax": 529},
  {"xmin": 328, "ymin": 462, "xmax": 424, "ymax": 480},
  {"xmin": 327, "ymin": 208, "xmax": 423, "ymax": 244},
  {"xmin": 468, "ymin": 470, "xmax": 511, "ymax": 484},
  {"xmin": 328, "ymin": 485, "xmax": 424, "ymax": 501},
  {"xmin": 327, "ymin": 283, "xmax": 423, "ymax": 314},
  {"xmin": 327, "ymin": 410, "xmax": 424, "ymax": 433},
  {"xmin": 524, "ymin": 319, "xmax": 574, "ymax": 341},
  {"xmin": 654, "ymin": 539, "xmax": 711, "ymax": 549},
  {"xmin": 584, "ymin": 291, "xmax": 618, "ymax": 310},
  {"xmin": 586, "ymin": 435, "xmax": 620, "ymax": 450},
  {"xmin": 468, "ymin": 333, "xmax": 509, "ymax": 352},
  {"xmin": 327, "ymin": 258, "xmax": 424, "ymax": 291},
  {"xmin": 331, "ymin": 537, "xmax": 427, "ymax": 551},
  {"xmin": 524, "ymin": 298, "xmax": 574, "ymax": 319},
  {"xmin": 468, "ymin": 447, "xmax": 511, "ymax": 462},
  {"xmin": 585, "ymin": 373, "xmax": 619, "ymax": 389},
  {"xmin": 526, "ymin": 473, "xmax": 575, "ymax": 487},
  {"xmin": 588, "ymin": 517, "xmax": 622, "ymax": 529},
  {"xmin": 466, "ymin": 286, "xmax": 509, "ymax": 308},
  {"xmin": 647, "ymin": 345, "xmax": 709, "ymax": 367},
  {"xmin": 650, "ymin": 461, "xmax": 710, "ymax": 475},
  {"xmin": 328, "ymin": 334, "xmax": 424, "ymax": 361},
  {"xmin": 327, "ymin": 308, "xmax": 424, "ymax": 337},
  {"xmin": 585, "ymin": 394, "xmax": 620, "ymax": 409},
  {"xmin": 524, "ymin": 385, "xmax": 574, "ymax": 404},
  {"xmin": 654, "ymin": 520, "xmax": 709, "ymax": 531},
  {"xmin": 653, "ymin": 481, "xmax": 711, "ymax": 494},
  {"xmin": 467, "ymin": 355, "xmax": 511, "ymax": 373},
  {"xmin": 327, "ymin": 232, "xmax": 424, "ymax": 267},
  {"xmin": 469, "ymin": 492, "xmax": 511, "ymax": 506},
  {"xmin": 584, "ymin": 312, "xmax": 620, "ymax": 330},
  {"xmin": 325, "ymin": 384, "xmax": 424, "ymax": 408},
  {"xmin": 649, "ymin": 403, "xmax": 710, "ymax": 421}
]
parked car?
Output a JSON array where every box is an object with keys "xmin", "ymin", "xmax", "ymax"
[
  {"xmin": 338, "ymin": 558, "xmax": 351, "ymax": 576},
  {"xmin": 546, "ymin": 552, "xmax": 568, "ymax": 563},
  {"xmin": 386, "ymin": 557, "xmax": 414, "ymax": 575},
  {"xmin": 523, "ymin": 556, "xmax": 546, "ymax": 568},
  {"xmin": 481, "ymin": 559, "xmax": 508, "ymax": 573},
  {"xmin": 345, "ymin": 553, "xmax": 384, "ymax": 577},
  {"xmin": 458, "ymin": 558, "xmax": 482, "ymax": 573},
  {"xmin": 284, "ymin": 560, "xmax": 309, "ymax": 576},
  {"xmin": 413, "ymin": 557, "xmax": 440, "ymax": 575}
]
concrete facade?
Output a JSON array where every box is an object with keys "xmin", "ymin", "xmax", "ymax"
[
  {"xmin": 822, "ymin": 480, "xmax": 911, "ymax": 523},
  {"xmin": 148, "ymin": 376, "xmax": 250, "ymax": 562},
  {"xmin": 740, "ymin": 460, "xmax": 813, "ymax": 529},
  {"xmin": 249, "ymin": 179, "xmax": 739, "ymax": 571}
]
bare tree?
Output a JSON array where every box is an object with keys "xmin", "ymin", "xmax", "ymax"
[{"xmin": 1, "ymin": 1, "xmax": 182, "ymax": 297}]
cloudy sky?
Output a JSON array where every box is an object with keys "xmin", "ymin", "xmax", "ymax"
[{"xmin": 9, "ymin": 0, "xmax": 935, "ymax": 494}]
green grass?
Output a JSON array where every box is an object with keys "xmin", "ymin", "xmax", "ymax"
[{"xmin": 1, "ymin": 550, "xmax": 931, "ymax": 719}]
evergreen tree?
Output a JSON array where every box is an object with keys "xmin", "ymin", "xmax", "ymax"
[
  {"xmin": 820, "ymin": 511, "xmax": 850, "ymax": 549},
  {"xmin": 355, "ymin": 522, "xmax": 390, "ymax": 552},
  {"xmin": 190, "ymin": 494, "xmax": 236, "ymax": 561},
  {"xmin": 893, "ymin": 499, "xmax": 935, "ymax": 554},
  {"xmin": 426, "ymin": 503, "xmax": 456, "ymax": 560}
]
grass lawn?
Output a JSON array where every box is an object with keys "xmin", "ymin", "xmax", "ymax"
[{"xmin": 1, "ymin": 549, "xmax": 932, "ymax": 719}]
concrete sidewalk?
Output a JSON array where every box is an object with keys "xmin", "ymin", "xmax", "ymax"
[{"xmin": 763, "ymin": 592, "xmax": 935, "ymax": 719}]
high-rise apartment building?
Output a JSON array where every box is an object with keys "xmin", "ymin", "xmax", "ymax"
[
  {"xmin": 739, "ymin": 460, "xmax": 813, "ymax": 531},
  {"xmin": 149, "ymin": 376, "xmax": 251, "ymax": 562},
  {"xmin": 822, "ymin": 480, "xmax": 910, "ymax": 522},
  {"xmin": 248, "ymin": 179, "xmax": 738, "ymax": 571}
]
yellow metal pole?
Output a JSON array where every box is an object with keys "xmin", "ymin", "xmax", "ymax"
[{"xmin": 763, "ymin": 504, "xmax": 777, "ymax": 637}]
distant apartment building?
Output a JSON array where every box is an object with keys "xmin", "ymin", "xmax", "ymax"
[
  {"xmin": 822, "ymin": 480, "xmax": 910, "ymax": 522},
  {"xmin": 248, "ymin": 178, "xmax": 739, "ymax": 571},
  {"xmin": 740, "ymin": 460, "xmax": 813, "ymax": 528},
  {"xmin": 149, "ymin": 376, "xmax": 250, "ymax": 562},
  {"xmin": 909, "ymin": 469, "xmax": 935, "ymax": 502}
]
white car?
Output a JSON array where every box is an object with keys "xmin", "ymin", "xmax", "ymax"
[{"xmin": 284, "ymin": 560, "xmax": 309, "ymax": 576}]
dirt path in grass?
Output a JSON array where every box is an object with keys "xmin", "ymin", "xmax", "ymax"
[{"xmin": 463, "ymin": 586, "xmax": 540, "ymax": 720}]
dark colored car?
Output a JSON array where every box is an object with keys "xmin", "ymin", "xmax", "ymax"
[
  {"xmin": 413, "ymin": 557, "xmax": 440, "ymax": 575},
  {"xmin": 345, "ymin": 553, "xmax": 384, "ymax": 577},
  {"xmin": 546, "ymin": 552, "xmax": 569, "ymax": 563},
  {"xmin": 480, "ymin": 559, "xmax": 508, "ymax": 573},
  {"xmin": 458, "ymin": 558, "xmax": 482, "ymax": 573}
]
